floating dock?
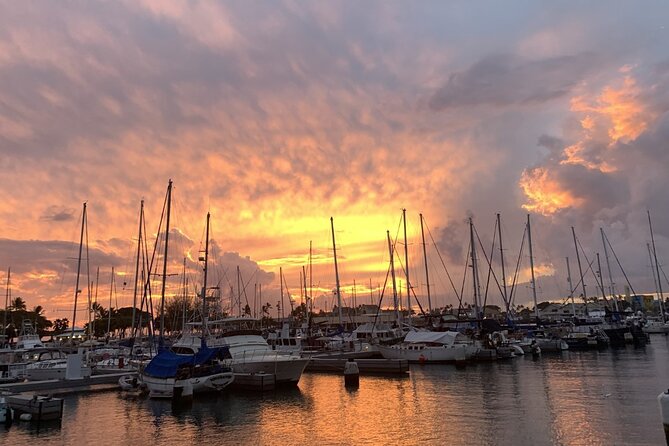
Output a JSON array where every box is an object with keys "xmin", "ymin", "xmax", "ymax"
[
  {"xmin": 7, "ymin": 394, "xmax": 64, "ymax": 421},
  {"xmin": 305, "ymin": 358, "xmax": 409, "ymax": 375},
  {"xmin": 0, "ymin": 372, "xmax": 137, "ymax": 394}
]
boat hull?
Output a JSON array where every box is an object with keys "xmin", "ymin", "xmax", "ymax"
[
  {"xmin": 535, "ymin": 339, "xmax": 568, "ymax": 352},
  {"xmin": 231, "ymin": 356, "xmax": 310, "ymax": 385},
  {"xmin": 377, "ymin": 344, "xmax": 476, "ymax": 363},
  {"xmin": 142, "ymin": 371, "xmax": 235, "ymax": 398},
  {"xmin": 25, "ymin": 366, "xmax": 92, "ymax": 381}
]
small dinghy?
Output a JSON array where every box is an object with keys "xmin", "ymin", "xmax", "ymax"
[{"xmin": 119, "ymin": 374, "xmax": 147, "ymax": 396}]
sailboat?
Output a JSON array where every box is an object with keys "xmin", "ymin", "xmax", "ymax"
[
  {"xmin": 141, "ymin": 188, "xmax": 235, "ymax": 398},
  {"xmin": 378, "ymin": 212, "xmax": 477, "ymax": 363},
  {"xmin": 25, "ymin": 203, "xmax": 93, "ymax": 380}
]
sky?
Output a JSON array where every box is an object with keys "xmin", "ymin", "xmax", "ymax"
[{"xmin": 1, "ymin": 1, "xmax": 668, "ymax": 320}]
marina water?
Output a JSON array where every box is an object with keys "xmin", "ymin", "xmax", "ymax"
[{"xmin": 4, "ymin": 337, "xmax": 669, "ymax": 445}]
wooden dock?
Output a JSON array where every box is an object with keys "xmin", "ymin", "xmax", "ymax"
[
  {"xmin": 7, "ymin": 394, "xmax": 64, "ymax": 421},
  {"xmin": 305, "ymin": 358, "xmax": 409, "ymax": 375},
  {"xmin": 0, "ymin": 372, "xmax": 137, "ymax": 394}
]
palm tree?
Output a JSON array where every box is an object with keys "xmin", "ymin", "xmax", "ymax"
[
  {"xmin": 11, "ymin": 297, "xmax": 26, "ymax": 311},
  {"xmin": 32, "ymin": 305, "xmax": 44, "ymax": 316}
]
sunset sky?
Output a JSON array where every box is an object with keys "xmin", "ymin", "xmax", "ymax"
[{"xmin": 1, "ymin": 1, "xmax": 668, "ymax": 321}]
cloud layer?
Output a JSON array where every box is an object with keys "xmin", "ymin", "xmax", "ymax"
[{"xmin": 1, "ymin": 1, "xmax": 668, "ymax": 316}]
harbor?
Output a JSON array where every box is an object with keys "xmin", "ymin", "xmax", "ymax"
[
  {"xmin": 1, "ymin": 339, "xmax": 668, "ymax": 445},
  {"xmin": 2, "ymin": 1, "xmax": 669, "ymax": 444}
]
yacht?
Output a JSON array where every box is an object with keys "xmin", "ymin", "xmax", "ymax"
[
  {"xmin": 643, "ymin": 317, "xmax": 669, "ymax": 334},
  {"xmin": 24, "ymin": 349, "xmax": 92, "ymax": 381},
  {"xmin": 266, "ymin": 323, "xmax": 304, "ymax": 353},
  {"xmin": 377, "ymin": 331, "xmax": 478, "ymax": 363},
  {"xmin": 15, "ymin": 320, "xmax": 45, "ymax": 351},
  {"xmin": 177, "ymin": 318, "xmax": 310, "ymax": 385},
  {"xmin": 141, "ymin": 339, "xmax": 234, "ymax": 399}
]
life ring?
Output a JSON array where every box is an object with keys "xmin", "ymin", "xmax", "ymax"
[{"xmin": 418, "ymin": 354, "xmax": 427, "ymax": 364}]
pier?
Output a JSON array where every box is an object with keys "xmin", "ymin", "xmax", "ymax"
[{"xmin": 0, "ymin": 372, "xmax": 136, "ymax": 394}]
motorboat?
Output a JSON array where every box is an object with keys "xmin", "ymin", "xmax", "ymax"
[
  {"xmin": 643, "ymin": 318, "xmax": 669, "ymax": 334},
  {"xmin": 266, "ymin": 323, "xmax": 304, "ymax": 353},
  {"xmin": 377, "ymin": 331, "xmax": 478, "ymax": 363},
  {"xmin": 141, "ymin": 339, "xmax": 234, "ymax": 399},
  {"xmin": 177, "ymin": 318, "xmax": 310, "ymax": 385},
  {"xmin": 15, "ymin": 320, "xmax": 45, "ymax": 351},
  {"xmin": 563, "ymin": 326, "xmax": 609, "ymax": 349},
  {"xmin": 24, "ymin": 349, "xmax": 92, "ymax": 381}
]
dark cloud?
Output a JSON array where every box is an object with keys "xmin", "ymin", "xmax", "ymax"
[
  {"xmin": 429, "ymin": 53, "xmax": 597, "ymax": 110},
  {"xmin": 0, "ymin": 238, "xmax": 124, "ymax": 276},
  {"xmin": 40, "ymin": 206, "xmax": 76, "ymax": 222}
]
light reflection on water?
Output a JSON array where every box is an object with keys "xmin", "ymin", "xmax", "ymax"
[{"xmin": 4, "ymin": 337, "xmax": 669, "ymax": 445}]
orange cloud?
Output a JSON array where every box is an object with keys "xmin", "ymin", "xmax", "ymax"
[
  {"xmin": 519, "ymin": 167, "xmax": 583, "ymax": 215},
  {"xmin": 570, "ymin": 75, "xmax": 652, "ymax": 144},
  {"xmin": 521, "ymin": 72, "xmax": 653, "ymax": 216}
]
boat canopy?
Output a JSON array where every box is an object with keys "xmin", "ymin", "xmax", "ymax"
[
  {"xmin": 143, "ymin": 343, "xmax": 230, "ymax": 379},
  {"xmin": 404, "ymin": 331, "xmax": 459, "ymax": 345}
]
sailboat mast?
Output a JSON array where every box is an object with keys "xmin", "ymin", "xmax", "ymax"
[
  {"xmin": 159, "ymin": 180, "xmax": 172, "ymax": 339},
  {"xmin": 3, "ymin": 268, "xmax": 10, "ymax": 347},
  {"xmin": 131, "ymin": 200, "xmax": 144, "ymax": 336},
  {"xmin": 571, "ymin": 226, "xmax": 588, "ymax": 314},
  {"xmin": 237, "ymin": 266, "xmax": 242, "ymax": 318},
  {"xmin": 309, "ymin": 241, "xmax": 313, "ymax": 317},
  {"xmin": 402, "ymin": 209, "xmax": 411, "ymax": 327},
  {"xmin": 182, "ymin": 257, "xmax": 187, "ymax": 331},
  {"xmin": 526, "ymin": 214, "xmax": 539, "ymax": 320},
  {"xmin": 648, "ymin": 243, "xmax": 664, "ymax": 319},
  {"xmin": 108, "ymin": 267, "xmax": 114, "ymax": 335},
  {"xmin": 369, "ymin": 278, "xmax": 373, "ymax": 305},
  {"xmin": 387, "ymin": 230, "xmax": 400, "ymax": 326},
  {"xmin": 420, "ymin": 213, "xmax": 432, "ymax": 313},
  {"xmin": 497, "ymin": 213, "xmax": 509, "ymax": 316},
  {"xmin": 88, "ymin": 280, "xmax": 92, "ymax": 340},
  {"xmin": 71, "ymin": 202, "xmax": 86, "ymax": 342},
  {"xmin": 303, "ymin": 265, "xmax": 309, "ymax": 326},
  {"xmin": 280, "ymin": 266, "xmax": 284, "ymax": 321},
  {"xmin": 202, "ymin": 212, "xmax": 210, "ymax": 332},
  {"xmin": 600, "ymin": 228, "xmax": 619, "ymax": 312},
  {"xmin": 648, "ymin": 210, "xmax": 666, "ymax": 320},
  {"xmin": 596, "ymin": 253, "xmax": 606, "ymax": 300},
  {"xmin": 566, "ymin": 257, "xmax": 576, "ymax": 316},
  {"xmin": 469, "ymin": 217, "xmax": 481, "ymax": 321},
  {"xmin": 331, "ymin": 217, "xmax": 343, "ymax": 327}
]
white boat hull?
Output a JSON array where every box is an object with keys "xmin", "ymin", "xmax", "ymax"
[
  {"xmin": 142, "ymin": 371, "xmax": 234, "ymax": 398},
  {"xmin": 25, "ymin": 366, "xmax": 92, "ymax": 381},
  {"xmin": 377, "ymin": 344, "xmax": 476, "ymax": 363},
  {"xmin": 231, "ymin": 355, "xmax": 309, "ymax": 384},
  {"xmin": 536, "ymin": 339, "xmax": 569, "ymax": 352},
  {"xmin": 643, "ymin": 322, "xmax": 669, "ymax": 334}
]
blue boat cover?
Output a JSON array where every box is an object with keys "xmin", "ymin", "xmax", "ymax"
[{"xmin": 143, "ymin": 341, "xmax": 230, "ymax": 378}]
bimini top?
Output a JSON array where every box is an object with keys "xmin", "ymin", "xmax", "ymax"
[
  {"xmin": 404, "ymin": 331, "xmax": 459, "ymax": 345},
  {"xmin": 143, "ymin": 342, "xmax": 230, "ymax": 379}
]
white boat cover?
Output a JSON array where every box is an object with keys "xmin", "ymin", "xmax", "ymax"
[{"xmin": 404, "ymin": 331, "xmax": 459, "ymax": 345}]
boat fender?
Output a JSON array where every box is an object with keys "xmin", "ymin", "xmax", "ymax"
[{"xmin": 19, "ymin": 413, "xmax": 32, "ymax": 422}]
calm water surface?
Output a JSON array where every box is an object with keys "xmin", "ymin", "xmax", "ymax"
[{"xmin": 3, "ymin": 337, "xmax": 669, "ymax": 445}]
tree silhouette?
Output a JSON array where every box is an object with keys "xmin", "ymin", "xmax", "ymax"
[{"xmin": 11, "ymin": 297, "xmax": 26, "ymax": 311}]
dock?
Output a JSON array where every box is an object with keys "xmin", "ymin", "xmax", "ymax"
[
  {"xmin": 6, "ymin": 394, "xmax": 64, "ymax": 421},
  {"xmin": 305, "ymin": 358, "xmax": 409, "ymax": 375},
  {"xmin": 0, "ymin": 372, "xmax": 136, "ymax": 394}
]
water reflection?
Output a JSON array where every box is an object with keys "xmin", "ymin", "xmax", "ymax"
[{"xmin": 3, "ymin": 342, "xmax": 668, "ymax": 445}]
